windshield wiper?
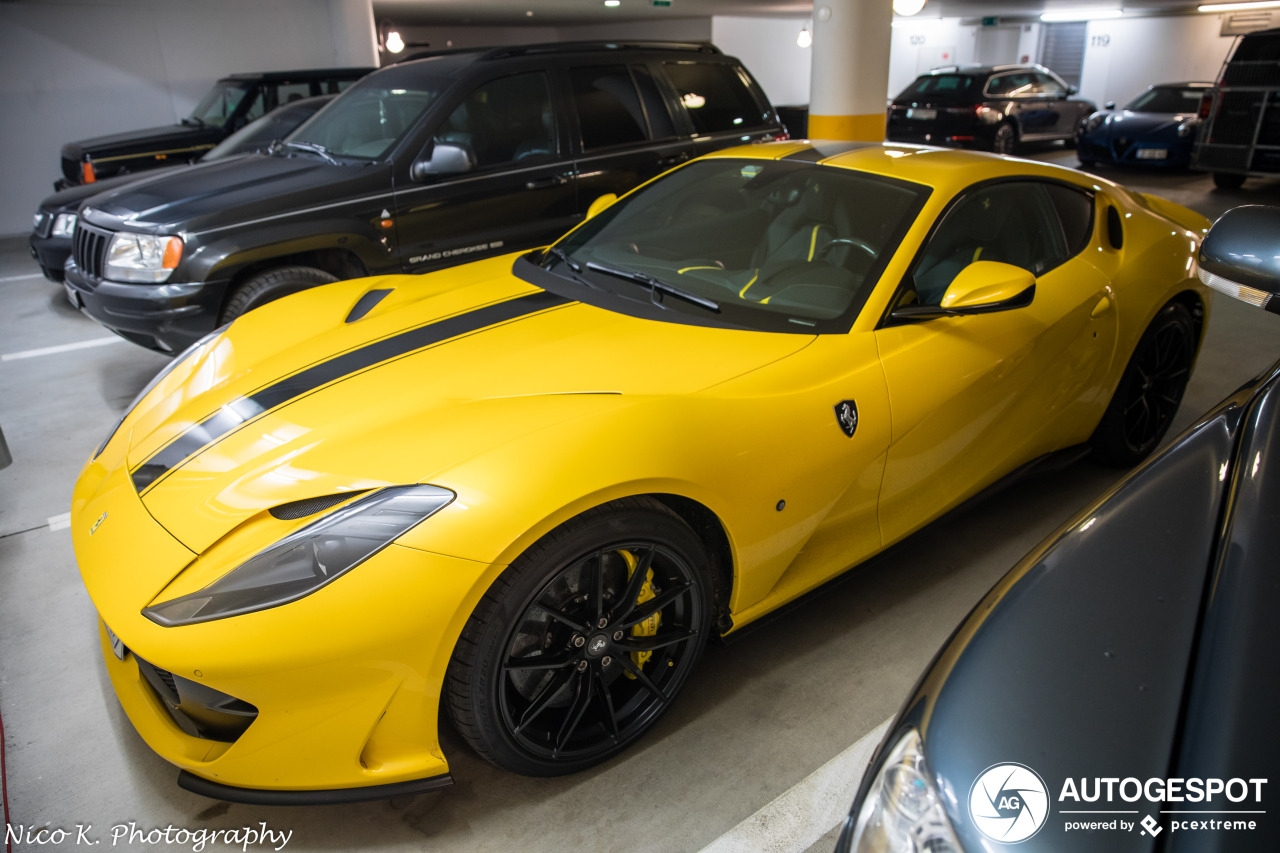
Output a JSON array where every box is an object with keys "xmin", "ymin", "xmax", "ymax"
[
  {"xmin": 539, "ymin": 247, "xmax": 597, "ymax": 289},
  {"xmin": 283, "ymin": 140, "xmax": 339, "ymax": 165},
  {"xmin": 585, "ymin": 261, "xmax": 720, "ymax": 313},
  {"xmin": 181, "ymin": 116, "xmax": 205, "ymax": 127}
]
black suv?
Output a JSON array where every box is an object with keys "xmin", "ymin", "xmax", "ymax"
[
  {"xmin": 64, "ymin": 41, "xmax": 785, "ymax": 353},
  {"xmin": 887, "ymin": 64, "xmax": 1095, "ymax": 154},
  {"xmin": 1193, "ymin": 27, "xmax": 1280, "ymax": 189},
  {"xmin": 57, "ymin": 68, "xmax": 371, "ymax": 189}
]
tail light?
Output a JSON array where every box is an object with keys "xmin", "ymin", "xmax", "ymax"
[
  {"xmin": 82, "ymin": 161, "xmax": 96, "ymax": 183},
  {"xmin": 1199, "ymin": 93, "xmax": 1213, "ymax": 119}
]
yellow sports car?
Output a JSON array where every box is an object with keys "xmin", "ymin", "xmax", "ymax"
[{"xmin": 72, "ymin": 141, "xmax": 1210, "ymax": 803}]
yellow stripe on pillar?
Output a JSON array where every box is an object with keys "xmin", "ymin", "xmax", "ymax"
[{"xmin": 807, "ymin": 113, "xmax": 886, "ymax": 142}]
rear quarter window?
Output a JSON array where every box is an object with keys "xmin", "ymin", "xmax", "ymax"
[{"xmin": 662, "ymin": 62, "xmax": 766, "ymax": 134}]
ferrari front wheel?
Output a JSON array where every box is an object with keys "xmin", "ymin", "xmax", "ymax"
[
  {"xmin": 445, "ymin": 497, "xmax": 712, "ymax": 775},
  {"xmin": 1090, "ymin": 302, "xmax": 1195, "ymax": 467}
]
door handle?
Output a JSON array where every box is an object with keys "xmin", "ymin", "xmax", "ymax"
[
  {"xmin": 526, "ymin": 174, "xmax": 570, "ymax": 190},
  {"xmin": 1092, "ymin": 291, "xmax": 1114, "ymax": 318}
]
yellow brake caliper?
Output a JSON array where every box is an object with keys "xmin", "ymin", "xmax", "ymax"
[{"xmin": 618, "ymin": 550, "xmax": 661, "ymax": 678}]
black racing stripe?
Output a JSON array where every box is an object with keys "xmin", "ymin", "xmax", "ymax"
[
  {"xmin": 131, "ymin": 290, "xmax": 571, "ymax": 494},
  {"xmin": 782, "ymin": 141, "xmax": 882, "ymax": 162}
]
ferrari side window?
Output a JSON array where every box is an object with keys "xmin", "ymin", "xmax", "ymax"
[
  {"xmin": 1043, "ymin": 183, "xmax": 1095, "ymax": 258},
  {"xmin": 912, "ymin": 182, "xmax": 1066, "ymax": 305}
]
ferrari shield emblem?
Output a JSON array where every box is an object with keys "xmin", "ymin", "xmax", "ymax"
[{"xmin": 835, "ymin": 401, "xmax": 858, "ymax": 437}]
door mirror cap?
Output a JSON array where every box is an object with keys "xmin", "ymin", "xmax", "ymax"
[
  {"xmin": 1104, "ymin": 101, "xmax": 1117, "ymax": 110},
  {"xmin": 891, "ymin": 261, "xmax": 1035, "ymax": 320},
  {"xmin": 411, "ymin": 143, "xmax": 474, "ymax": 181},
  {"xmin": 586, "ymin": 193, "xmax": 618, "ymax": 220},
  {"xmin": 1199, "ymin": 205, "xmax": 1280, "ymax": 314}
]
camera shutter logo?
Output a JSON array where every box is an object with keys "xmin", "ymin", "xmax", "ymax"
[{"xmin": 969, "ymin": 763, "xmax": 1050, "ymax": 843}]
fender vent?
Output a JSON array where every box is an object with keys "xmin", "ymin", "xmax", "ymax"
[
  {"xmin": 269, "ymin": 490, "xmax": 371, "ymax": 520},
  {"xmin": 345, "ymin": 289, "xmax": 393, "ymax": 323}
]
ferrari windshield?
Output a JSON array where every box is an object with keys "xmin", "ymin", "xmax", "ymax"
[
  {"xmin": 549, "ymin": 159, "xmax": 929, "ymax": 333},
  {"xmin": 286, "ymin": 70, "xmax": 443, "ymax": 160}
]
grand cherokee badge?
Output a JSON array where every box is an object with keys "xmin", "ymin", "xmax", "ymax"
[{"xmin": 835, "ymin": 401, "xmax": 858, "ymax": 437}]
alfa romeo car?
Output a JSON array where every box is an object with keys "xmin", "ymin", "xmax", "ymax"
[
  {"xmin": 1076, "ymin": 83, "xmax": 1210, "ymax": 169},
  {"xmin": 835, "ymin": 204, "xmax": 1280, "ymax": 853},
  {"xmin": 72, "ymin": 141, "xmax": 1209, "ymax": 804}
]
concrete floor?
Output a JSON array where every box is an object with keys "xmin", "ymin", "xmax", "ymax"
[{"xmin": 2, "ymin": 155, "xmax": 1280, "ymax": 853}]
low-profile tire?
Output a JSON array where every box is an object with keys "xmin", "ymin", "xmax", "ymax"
[
  {"xmin": 1090, "ymin": 303, "xmax": 1196, "ymax": 467},
  {"xmin": 219, "ymin": 265, "xmax": 339, "ymax": 324},
  {"xmin": 445, "ymin": 497, "xmax": 712, "ymax": 776},
  {"xmin": 991, "ymin": 122, "xmax": 1018, "ymax": 155},
  {"xmin": 1212, "ymin": 171, "xmax": 1246, "ymax": 191}
]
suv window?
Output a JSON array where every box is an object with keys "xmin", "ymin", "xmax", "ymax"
[
  {"xmin": 911, "ymin": 181, "xmax": 1083, "ymax": 304},
  {"xmin": 274, "ymin": 82, "xmax": 314, "ymax": 106},
  {"xmin": 189, "ymin": 80, "xmax": 254, "ymax": 128},
  {"xmin": 987, "ymin": 72, "xmax": 1036, "ymax": 98},
  {"xmin": 570, "ymin": 65, "xmax": 650, "ymax": 150},
  {"xmin": 632, "ymin": 64, "xmax": 677, "ymax": 139},
  {"xmin": 663, "ymin": 62, "xmax": 764, "ymax": 134},
  {"xmin": 438, "ymin": 72, "xmax": 556, "ymax": 168},
  {"xmin": 1033, "ymin": 72, "xmax": 1068, "ymax": 97},
  {"xmin": 900, "ymin": 74, "xmax": 978, "ymax": 99}
]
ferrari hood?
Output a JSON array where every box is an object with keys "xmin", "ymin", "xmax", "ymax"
[{"xmin": 118, "ymin": 255, "xmax": 813, "ymax": 551}]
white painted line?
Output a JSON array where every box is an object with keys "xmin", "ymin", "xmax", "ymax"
[
  {"xmin": 0, "ymin": 273, "xmax": 43, "ymax": 283},
  {"xmin": 47, "ymin": 513, "xmax": 71, "ymax": 532},
  {"xmin": 2, "ymin": 336, "xmax": 123, "ymax": 362},
  {"xmin": 699, "ymin": 717, "xmax": 892, "ymax": 853}
]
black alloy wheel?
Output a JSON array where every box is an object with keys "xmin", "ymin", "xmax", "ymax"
[
  {"xmin": 446, "ymin": 498, "xmax": 711, "ymax": 775},
  {"xmin": 992, "ymin": 123, "xmax": 1018, "ymax": 155},
  {"xmin": 1090, "ymin": 303, "xmax": 1196, "ymax": 466}
]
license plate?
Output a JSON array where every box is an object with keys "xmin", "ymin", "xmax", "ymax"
[
  {"xmin": 1136, "ymin": 148, "xmax": 1168, "ymax": 160},
  {"xmin": 105, "ymin": 622, "xmax": 126, "ymax": 661},
  {"xmin": 65, "ymin": 283, "xmax": 81, "ymax": 309},
  {"xmin": 907, "ymin": 108, "xmax": 937, "ymax": 120}
]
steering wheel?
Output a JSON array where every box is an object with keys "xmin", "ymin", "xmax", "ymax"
[{"xmin": 819, "ymin": 238, "xmax": 877, "ymax": 261}]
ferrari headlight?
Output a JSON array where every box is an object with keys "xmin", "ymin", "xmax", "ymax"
[
  {"xmin": 143, "ymin": 485, "xmax": 455, "ymax": 626},
  {"xmin": 51, "ymin": 213, "xmax": 77, "ymax": 238},
  {"xmin": 1177, "ymin": 118, "xmax": 1200, "ymax": 138},
  {"xmin": 105, "ymin": 232, "xmax": 183, "ymax": 282},
  {"xmin": 847, "ymin": 729, "xmax": 961, "ymax": 853}
]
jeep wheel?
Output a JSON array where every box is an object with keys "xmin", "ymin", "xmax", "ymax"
[
  {"xmin": 1212, "ymin": 172, "xmax": 1246, "ymax": 191},
  {"xmin": 220, "ymin": 266, "xmax": 339, "ymax": 324}
]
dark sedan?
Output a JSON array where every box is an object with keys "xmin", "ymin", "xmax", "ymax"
[
  {"xmin": 836, "ymin": 205, "xmax": 1280, "ymax": 852},
  {"xmin": 1077, "ymin": 83, "xmax": 1210, "ymax": 169},
  {"xmin": 30, "ymin": 96, "xmax": 333, "ymax": 283},
  {"xmin": 887, "ymin": 64, "xmax": 1095, "ymax": 154}
]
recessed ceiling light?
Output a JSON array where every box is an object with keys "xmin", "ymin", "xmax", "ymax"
[
  {"xmin": 1198, "ymin": 0, "xmax": 1280, "ymax": 9},
  {"xmin": 605, "ymin": 0, "xmax": 621, "ymax": 6},
  {"xmin": 893, "ymin": 0, "xmax": 927, "ymax": 15}
]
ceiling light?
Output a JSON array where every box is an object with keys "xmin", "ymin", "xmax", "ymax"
[
  {"xmin": 384, "ymin": 30, "xmax": 404, "ymax": 53},
  {"xmin": 605, "ymin": 0, "xmax": 621, "ymax": 6},
  {"xmin": 1040, "ymin": 8, "xmax": 1123, "ymax": 20},
  {"xmin": 1198, "ymin": 0, "xmax": 1280, "ymax": 10},
  {"xmin": 797, "ymin": 26, "xmax": 812, "ymax": 47},
  {"xmin": 894, "ymin": 0, "xmax": 928, "ymax": 15}
]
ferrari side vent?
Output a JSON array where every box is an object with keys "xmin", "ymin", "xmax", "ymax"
[{"xmin": 270, "ymin": 490, "xmax": 371, "ymax": 520}]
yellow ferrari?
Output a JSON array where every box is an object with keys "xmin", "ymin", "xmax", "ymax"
[{"xmin": 72, "ymin": 141, "xmax": 1210, "ymax": 803}]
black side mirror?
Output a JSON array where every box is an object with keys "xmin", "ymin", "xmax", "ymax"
[
  {"xmin": 1068, "ymin": 86, "xmax": 1079, "ymax": 96},
  {"xmin": 411, "ymin": 143, "xmax": 474, "ymax": 182},
  {"xmin": 1199, "ymin": 205, "xmax": 1280, "ymax": 314},
  {"xmin": 1104, "ymin": 101, "xmax": 1117, "ymax": 111}
]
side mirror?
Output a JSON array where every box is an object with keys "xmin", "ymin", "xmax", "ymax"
[
  {"xmin": 1105, "ymin": 101, "xmax": 1117, "ymax": 111},
  {"xmin": 891, "ymin": 261, "xmax": 1035, "ymax": 320},
  {"xmin": 1198, "ymin": 205, "xmax": 1280, "ymax": 314},
  {"xmin": 1068, "ymin": 86, "xmax": 1079, "ymax": 96},
  {"xmin": 586, "ymin": 193, "xmax": 617, "ymax": 220},
  {"xmin": 411, "ymin": 143, "xmax": 474, "ymax": 181}
]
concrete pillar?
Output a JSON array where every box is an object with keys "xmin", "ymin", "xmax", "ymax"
[
  {"xmin": 329, "ymin": 0, "xmax": 378, "ymax": 67},
  {"xmin": 808, "ymin": 0, "xmax": 894, "ymax": 141}
]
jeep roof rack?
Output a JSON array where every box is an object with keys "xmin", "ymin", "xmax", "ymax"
[{"xmin": 478, "ymin": 41, "xmax": 721, "ymax": 61}]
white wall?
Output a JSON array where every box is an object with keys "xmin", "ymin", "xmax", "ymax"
[
  {"xmin": 1077, "ymin": 15, "xmax": 1235, "ymax": 108},
  {"xmin": 711, "ymin": 16, "xmax": 811, "ymax": 107},
  {"xmin": 888, "ymin": 18, "xmax": 976, "ymax": 97},
  {"xmin": 0, "ymin": 0, "xmax": 377, "ymax": 236},
  {"xmin": 558, "ymin": 18, "xmax": 712, "ymax": 42}
]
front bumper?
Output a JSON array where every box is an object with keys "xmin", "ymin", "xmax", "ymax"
[
  {"xmin": 1078, "ymin": 134, "xmax": 1192, "ymax": 167},
  {"xmin": 73, "ymin": 461, "xmax": 480, "ymax": 800},
  {"xmin": 64, "ymin": 260, "xmax": 228, "ymax": 353},
  {"xmin": 29, "ymin": 233, "xmax": 70, "ymax": 283}
]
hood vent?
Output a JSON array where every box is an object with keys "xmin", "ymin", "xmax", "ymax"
[
  {"xmin": 269, "ymin": 489, "xmax": 371, "ymax": 520},
  {"xmin": 345, "ymin": 289, "xmax": 393, "ymax": 323}
]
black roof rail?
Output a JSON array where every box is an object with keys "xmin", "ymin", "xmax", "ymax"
[{"xmin": 478, "ymin": 40, "xmax": 721, "ymax": 60}]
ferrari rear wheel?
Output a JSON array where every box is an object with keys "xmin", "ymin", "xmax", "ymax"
[
  {"xmin": 1090, "ymin": 303, "xmax": 1195, "ymax": 467},
  {"xmin": 445, "ymin": 497, "xmax": 711, "ymax": 775}
]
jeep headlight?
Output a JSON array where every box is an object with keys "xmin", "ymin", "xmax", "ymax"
[
  {"xmin": 51, "ymin": 213, "xmax": 77, "ymax": 238},
  {"xmin": 105, "ymin": 232, "xmax": 183, "ymax": 282},
  {"xmin": 143, "ymin": 485, "xmax": 455, "ymax": 626},
  {"xmin": 33, "ymin": 211, "xmax": 49, "ymax": 236},
  {"xmin": 846, "ymin": 729, "xmax": 961, "ymax": 853}
]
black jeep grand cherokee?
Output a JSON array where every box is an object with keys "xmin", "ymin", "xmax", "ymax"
[{"xmin": 64, "ymin": 41, "xmax": 784, "ymax": 353}]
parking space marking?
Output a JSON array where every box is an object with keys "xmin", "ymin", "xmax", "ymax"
[
  {"xmin": 2, "ymin": 336, "xmax": 123, "ymax": 362},
  {"xmin": 47, "ymin": 513, "xmax": 71, "ymax": 532},
  {"xmin": 0, "ymin": 273, "xmax": 43, "ymax": 283},
  {"xmin": 699, "ymin": 716, "xmax": 891, "ymax": 853}
]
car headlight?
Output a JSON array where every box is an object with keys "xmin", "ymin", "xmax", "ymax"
[
  {"xmin": 142, "ymin": 485, "xmax": 456, "ymax": 626},
  {"xmin": 105, "ymin": 232, "xmax": 183, "ymax": 282},
  {"xmin": 51, "ymin": 213, "xmax": 77, "ymax": 238},
  {"xmin": 33, "ymin": 211, "xmax": 49, "ymax": 235},
  {"xmin": 847, "ymin": 729, "xmax": 962, "ymax": 853},
  {"xmin": 1084, "ymin": 113, "xmax": 1107, "ymax": 134},
  {"xmin": 1177, "ymin": 118, "xmax": 1201, "ymax": 138}
]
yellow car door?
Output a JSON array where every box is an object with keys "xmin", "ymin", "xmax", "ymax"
[{"xmin": 874, "ymin": 180, "xmax": 1119, "ymax": 546}]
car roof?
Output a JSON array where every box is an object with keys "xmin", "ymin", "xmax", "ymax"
[
  {"xmin": 920, "ymin": 63, "xmax": 1052, "ymax": 78},
  {"xmin": 223, "ymin": 68, "xmax": 372, "ymax": 82}
]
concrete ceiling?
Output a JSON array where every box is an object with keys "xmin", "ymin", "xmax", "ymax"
[{"xmin": 372, "ymin": 0, "xmax": 1213, "ymax": 27}]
